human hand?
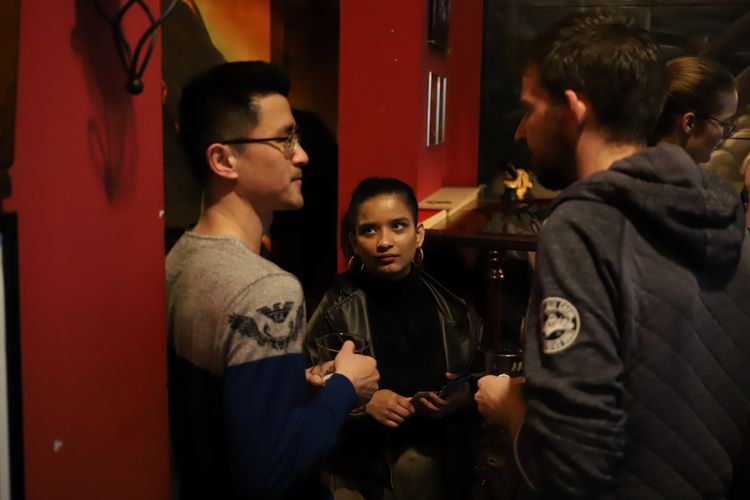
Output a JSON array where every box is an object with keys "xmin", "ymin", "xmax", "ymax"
[
  {"xmin": 305, "ymin": 361, "xmax": 334, "ymax": 387},
  {"xmin": 413, "ymin": 372, "xmax": 472, "ymax": 417},
  {"xmin": 475, "ymin": 374, "xmax": 527, "ymax": 432},
  {"xmin": 413, "ymin": 391, "xmax": 448, "ymax": 417},
  {"xmin": 334, "ymin": 340, "xmax": 379, "ymax": 403},
  {"xmin": 441, "ymin": 371, "xmax": 473, "ymax": 411},
  {"xmin": 366, "ymin": 389, "xmax": 415, "ymax": 428}
]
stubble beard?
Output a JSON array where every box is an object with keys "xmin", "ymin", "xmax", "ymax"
[{"xmin": 530, "ymin": 133, "xmax": 578, "ymax": 191}]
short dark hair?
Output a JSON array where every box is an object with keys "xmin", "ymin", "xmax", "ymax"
[
  {"xmin": 341, "ymin": 177, "xmax": 419, "ymax": 258},
  {"xmin": 177, "ymin": 61, "xmax": 290, "ymax": 186},
  {"xmin": 652, "ymin": 56, "xmax": 736, "ymax": 141},
  {"xmin": 521, "ymin": 11, "xmax": 668, "ymax": 144}
]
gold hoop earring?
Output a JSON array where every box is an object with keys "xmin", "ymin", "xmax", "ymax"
[
  {"xmin": 414, "ymin": 246, "xmax": 424, "ymax": 267},
  {"xmin": 347, "ymin": 254, "xmax": 365, "ymax": 272}
]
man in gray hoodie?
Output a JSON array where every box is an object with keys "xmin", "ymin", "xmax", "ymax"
[{"xmin": 475, "ymin": 11, "xmax": 750, "ymax": 500}]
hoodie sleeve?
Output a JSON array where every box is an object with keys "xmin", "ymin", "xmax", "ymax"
[{"xmin": 515, "ymin": 200, "xmax": 627, "ymax": 498}]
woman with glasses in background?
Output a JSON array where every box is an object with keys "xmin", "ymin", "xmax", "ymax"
[{"xmin": 652, "ymin": 55, "xmax": 738, "ymax": 164}]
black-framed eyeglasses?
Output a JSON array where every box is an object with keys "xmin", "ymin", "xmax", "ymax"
[
  {"xmin": 695, "ymin": 113, "xmax": 739, "ymax": 139},
  {"xmin": 220, "ymin": 129, "xmax": 301, "ymax": 159}
]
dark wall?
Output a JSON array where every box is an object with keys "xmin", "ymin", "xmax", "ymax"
[{"xmin": 270, "ymin": 0, "xmax": 340, "ymax": 312}]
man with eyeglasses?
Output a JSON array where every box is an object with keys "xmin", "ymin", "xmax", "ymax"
[
  {"xmin": 475, "ymin": 11, "xmax": 750, "ymax": 500},
  {"xmin": 166, "ymin": 61, "xmax": 379, "ymax": 500}
]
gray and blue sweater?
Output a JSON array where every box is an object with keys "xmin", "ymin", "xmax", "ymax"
[{"xmin": 167, "ymin": 232, "xmax": 357, "ymax": 499}]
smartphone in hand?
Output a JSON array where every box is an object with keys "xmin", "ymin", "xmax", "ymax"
[{"xmin": 436, "ymin": 374, "xmax": 475, "ymax": 399}]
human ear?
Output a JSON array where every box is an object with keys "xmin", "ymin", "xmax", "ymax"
[
  {"xmin": 681, "ymin": 112, "xmax": 696, "ymax": 135},
  {"xmin": 348, "ymin": 232, "xmax": 358, "ymax": 255},
  {"xmin": 563, "ymin": 89, "xmax": 588, "ymax": 125},
  {"xmin": 415, "ymin": 223, "xmax": 425, "ymax": 248},
  {"xmin": 206, "ymin": 143, "xmax": 239, "ymax": 180}
]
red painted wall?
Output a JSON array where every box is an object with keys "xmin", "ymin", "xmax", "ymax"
[
  {"xmin": 338, "ymin": 0, "xmax": 424, "ymax": 206},
  {"xmin": 339, "ymin": 0, "xmax": 483, "ymax": 266},
  {"xmin": 7, "ymin": 1, "xmax": 170, "ymax": 498},
  {"xmin": 444, "ymin": 0, "xmax": 483, "ymax": 187}
]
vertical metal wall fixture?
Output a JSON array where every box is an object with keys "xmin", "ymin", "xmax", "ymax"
[
  {"xmin": 426, "ymin": 71, "xmax": 448, "ymax": 147},
  {"xmin": 90, "ymin": 0, "xmax": 180, "ymax": 95}
]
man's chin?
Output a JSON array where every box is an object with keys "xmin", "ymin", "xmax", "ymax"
[{"xmin": 272, "ymin": 198, "xmax": 304, "ymax": 213}]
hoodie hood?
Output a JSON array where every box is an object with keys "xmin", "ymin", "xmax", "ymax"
[{"xmin": 552, "ymin": 144, "xmax": 746, "ymax": 270}]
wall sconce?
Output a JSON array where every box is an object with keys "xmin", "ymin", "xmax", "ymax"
[{"xmin": 91, "ymin": 0, "xmax": 179, "ymax": 95}]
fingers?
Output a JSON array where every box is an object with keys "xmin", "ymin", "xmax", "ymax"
[
  {"xmin": 337, "ymin": 350, "xmax": 379, "ymax": 401},
  {"xmin": 392, "ymin": 398, "xmax": 415, "ymax": 418},
  {"xmin": 428, "ymin": 392, "xmax": 448, "ymax": 407},
  {"xmin": 321, "ymin": 360, "xmax": 335, "ymax": 375},
  {"xmin": 474, "ymin": 374, "xmax": 522, "ymax": 425},
  {"xmin": 367, "ymin": 391, "xmax": 414, "ymax": 428},
  {"xmin": 385, "ymin": 399, "xmax": 414, "ymax": 425},
  {"xmin": 308, "ymin": 361, "xmax": 335, "ymax": 385},
  {"xmin": 381, "ymin": 418, "xmax": 400, "ymax": 429},
  {"xmin": 338, "ymin": 340, "xmax": 355, "ymax": 355},
  {"xmin": 417, "ymin": 395, "xmax": 441, "ymax": 412},
  {"xmin": 388, "ymin": 410, "xmax": 407, "ymax": 424},
  {"xmin": 305, "ymin": 367, "xmax": 325, "ymax": 387},
  {"xmin": 474, "ymin": 389, "xmax": 497, "ymax": 423}
]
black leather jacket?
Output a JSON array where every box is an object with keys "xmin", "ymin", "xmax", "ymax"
[
  {"xmin": 304, "ymin": 269, "xmax": 483, "ymax": 486},
  {"xmin": 305, "ymin": 270, "xmax": 483, "ymax": 372}
]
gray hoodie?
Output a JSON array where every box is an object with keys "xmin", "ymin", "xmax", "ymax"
[{"xmin": 516, "ymin": 145, "xmax": 750, "ymax": 500}]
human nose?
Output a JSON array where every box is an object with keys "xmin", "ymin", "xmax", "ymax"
[
  {"xmin": 377, "ymin": 230, "xmax": 394, "ymax": 250},
  {"xmin": 514, "ymin": 116, "xmax": 527, "ymax": 143},
  {"xmin": 291, "ymin": 143, "xmax": 309, "ymax": 166}
]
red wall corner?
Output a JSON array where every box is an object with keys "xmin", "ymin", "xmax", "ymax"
[{"xmin": 7, "ymin": 1, "xmax": 170, "ymax": 498}]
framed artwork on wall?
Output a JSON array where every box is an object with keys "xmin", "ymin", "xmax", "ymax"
[{"xmin": 428, "ymin": 0, "xmax": 451, "ymax": 52}]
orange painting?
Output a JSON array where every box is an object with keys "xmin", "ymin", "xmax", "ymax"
[{"xmin": 194, "ymin": 0, "xmax": 270, "ymax": 61}]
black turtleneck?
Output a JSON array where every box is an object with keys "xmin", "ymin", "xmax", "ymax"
[{"xmin": 353, "ymin": 267, "xmax": 446, "ymax": 398}]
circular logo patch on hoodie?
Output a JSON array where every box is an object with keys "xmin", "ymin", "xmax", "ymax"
[{"xmin": 540, "ymin": 297, "xmax": 580, "ymax": 354}]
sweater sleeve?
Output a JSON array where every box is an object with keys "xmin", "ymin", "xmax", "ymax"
[
  {"xmin": 515, "ymin": 201, "xmax": 627, "ymax": 498},
  {"xmin": 221, "ymin": 274, "xmax": 358, "ymax": 498}
]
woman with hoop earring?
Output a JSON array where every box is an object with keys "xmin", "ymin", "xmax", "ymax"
[{"xmin": 304, "ymin": 177, "xmax": 483, "ymax": 500}]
